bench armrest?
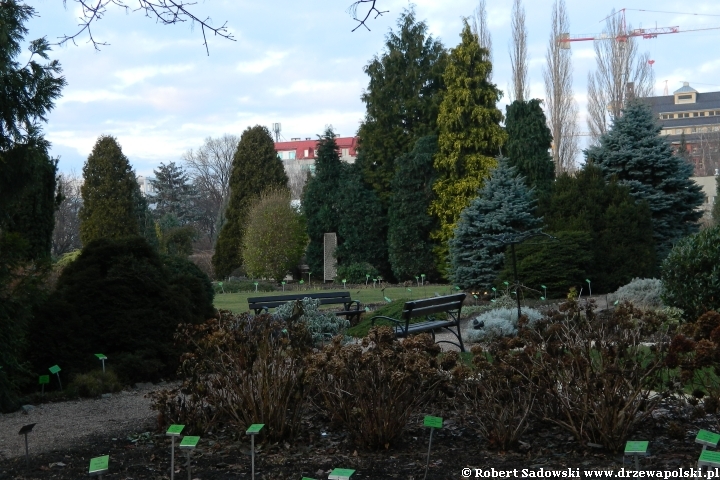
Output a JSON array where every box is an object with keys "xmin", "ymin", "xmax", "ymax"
[{"xmin": 251, "ymin": 306, "xmax": 270, "ymax": 315}]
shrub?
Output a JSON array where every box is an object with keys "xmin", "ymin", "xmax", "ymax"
[
  {"xmin": 516, "ymin": 299, "xmax": 667, "ymax": 452},
  {"xmin": 610, "ymin": 278, "xmax": 664, "ymax": 309},
  {"xmin": 466, "ymin": 307, "xmax": 543, "ymax": 342},
  {"xmin": 273, "ymin": 298, "xmax": 350, "ymax": 344},
  {"xmin": 242, "ymin": 188, "xmax": 306, "ymax": 282},
  {"xmin": 336, "ymin": 262, "xmax": 379, "ymax": 284},
  {"xmin": 151, "ymin": 311, "xmax": 311, "ymax": 440},
  {"xmin": 308, "ymin": 327, "xmax": 454, "ymax": 448},
  {"xmin": 29, "ymin": 237, "xmax": 213, "ymax": 383},
  {"xmin": 456, "ymin": 346, "xmax": 535, "ymax": 449},
  {"xmin": 69, "ymin": 370, "xmax": 123, "ymax": 398},
  {"xmin": 662, "ymin": 226, "xmax": 720, "ymax": 321}
]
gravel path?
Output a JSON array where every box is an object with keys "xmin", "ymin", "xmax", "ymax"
[{"xmin": 0, "ymin": 383, "xmax": 168, "ymax": 461}]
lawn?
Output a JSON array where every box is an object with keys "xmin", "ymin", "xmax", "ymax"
[{"xmin": 213, "ymin": 284, "xmax": 463, "ymax": 313}]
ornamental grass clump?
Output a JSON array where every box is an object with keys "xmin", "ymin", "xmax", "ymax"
[
  {"xmin": 307, "ymin": 326, "xmax": 457, "ymax": 449},
  {"xmin": 151, "ymin": 310, "xmax": 311, "ymax": 441}
]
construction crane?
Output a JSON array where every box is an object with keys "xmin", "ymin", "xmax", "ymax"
[{"xmin": 557, "ymin": 8, "xmax": 720, "ymax": 47}]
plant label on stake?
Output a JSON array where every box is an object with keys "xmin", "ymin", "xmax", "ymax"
[
  {"xmin": 586, "ymin": 279, "xmax": 592, "ymax": 297},
  {"xmin": 624, "ymin": 441, "xmax": 648, "ymax": 471},
  {"xmin": 365, "ymin": 274, "xmax": 370, "ymax": 286},
  {"xmin": 372, "ymin": 278, "xmax": 377, "ymax": 288},
  {"xmin": 18, "ymin": 423, "xmax": 35, "ymax": 468},
  {"xmin": 88, "ymin": 455, "xmax": 109, "ymax": 478},
  {"xmin": 698, "ymin": 449, "xmax": 720, "ymax": 469},
  {"xmin": 48, "ymin": 365, "xmax": 62, "ymax": 391},
  {"xmin": 696, "ymin": 429, "xmax": 720, "ymax": 450},
  {"xmin": 179, "ymin": 436, "xmax": 199, "ymax": 480},
  {"xmin": 218, "ymin": 281, "xmax": 224, "ymax": 293},
  {"xmin": 281, "ymin": 281, "xmax": 286, "ymax": 292},
  {"xmin": 253, "ymin": 282, "xmax": 258, "ymax": 292},
  {"xmin": 423, "ymin": 416, "xmax": 443, "ymax": 480},
  {"xmin": 421, "ymin": 273, "xmax": 426, "ymax": 286},
  {"xmin": 541, "ymin": 285, "xmax": 547, "ymax": 300},
  {"xmin": 38, "ymin": 375, "xmax": 49, "ymax": 397},
  {"xmin": 246, "ymin": 424, "xmax": 264, "ymax": 479},
  {"xmin": 328, "ymin": 468, "xmax": 355, "ymax": 480},
  {"xmin": 166, "ymin": 425, "xmax": 184, "ymax": 480},
  {"xmin": 342, "ymin": 279, "xmax": 347, "ymax": 289},
  {"xmin": 94, "ymin": 354, "xmax": 107, "ymax": 373}
]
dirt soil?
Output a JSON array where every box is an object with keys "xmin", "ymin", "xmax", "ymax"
[{"xmin": 0, "ymin": 392, "xmax": 717, "ymax": 480}]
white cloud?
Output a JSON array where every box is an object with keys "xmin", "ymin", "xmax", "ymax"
[
  {"xmin": 114, "ymin": 64, "xmax": 195, "ymax": 87},
  {"xmin": 56, "ymin": 90, "xmax": 137, "ymax": 105},
  {"xmin": 269, "ymin": 79, "xmax": 362, "ymax": 97},
  {"xmin": 236, "ymin": 51, "xmax": 288, "ymax": 74}
]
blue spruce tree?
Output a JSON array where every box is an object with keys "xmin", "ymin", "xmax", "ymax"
[
  {"xmin": 586, "ymin": 100, "xmax": 705, "ymax": 260},
  {"xmin": 449, "ymin": 158, "xmax": 541, "ymax": 289}
]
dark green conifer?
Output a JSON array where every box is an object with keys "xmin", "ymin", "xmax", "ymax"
[
  {"xmin": 586, "ymin": 100, "xmax": 704, "ymax": 260},
  {"xmin": 212, "ymin": 125, "xmax": 288, "ymax": 279},
  {"xmin": 505, "ymin": 99, "xmax": 555, "ymax": 198},
  {"xmin": 387, "ymin": 136, "xmax": 438, "ymax": 281},
  {"xmin": 302, "ymin": 128, "xmax": 346, "ymax": 276},
  {"xmin": 79, "ymin": 135, "xmax": 141, "ymax": 245}
]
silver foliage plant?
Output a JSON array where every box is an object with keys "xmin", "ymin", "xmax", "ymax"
[
  {"xmin": 273, "ymin": 297, "xmax": 350, "ymax": 343},
  {"xmin": 610, "ymin": 277, "xmax": 664, "ymax": 309},
  {"xmin": 466, "ymin": 307, "xmax": 543, "ymax": 342}
]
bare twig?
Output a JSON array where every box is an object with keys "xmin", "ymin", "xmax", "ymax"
[
  {"xmin": 347, "ymin": 0, "xmax": 388, "ymax": 32},
  {"xmin": 59, "ymin": 0, "xmax": 235, "ymax": 54}
]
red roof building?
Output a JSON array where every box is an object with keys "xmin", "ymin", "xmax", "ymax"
[{"xmin": 275, "ymin": 136, "xmax": 358, "ymax": 165}]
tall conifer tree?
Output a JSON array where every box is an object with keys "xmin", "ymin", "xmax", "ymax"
[
  {"xmin": 387, "ymin": 136, "xmax": 438, "ymax": 281},
  {"xmin": 302, "ymin": 128, "xmax": 346, "ymax": 276},
  {"xmin": 505, "ymin": 99, "xmax": 555, "ymax": 198},
  {"xmin": 586, "ymin": 100, "xmax": 704, "ymax": 260},
  {"xmin": 430, "ymin": 20, "xmax": 507, "ymax": 275},
  {"xmin": 449, "ymin": 158, "xmax": 540, "ymax": 289},
  {"xmin": 79, "ymin": 136, "xmax": 142, "ymax": 245},
  {"xmin": 356, "ymin": 7, "xmax": 447, "ymax": 204},
  {"xmin": 212, "ymin": 125, "xmax": 288, "ymax": 279}
]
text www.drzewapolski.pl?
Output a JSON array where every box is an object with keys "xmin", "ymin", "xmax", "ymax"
[{"xmin": 461, "ymin": 468, "xmax": 720, "ymax": 478}]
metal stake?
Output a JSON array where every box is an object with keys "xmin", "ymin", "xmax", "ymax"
[
  {"xmin": 251, "ymin": 432, "xmax": 255, "ymax": 479},
  {"xmin": 170, "ymin": 436, "xmax": 176, "ymax": 480},
  {"xmin": 186, "ymin": 451, "xmax": 191, "ymax": 480},
  {"xmin": 55, "ymin": 372, "xmax": 62, "ymax": 391},
  {"xmin": 424, "ymin": 427, "xmax": 434, "ymax": 480}
]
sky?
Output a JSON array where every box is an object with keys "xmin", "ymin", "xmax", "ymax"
[{"xmin": 24, "ymin": 0, "xmax": 720, "ymax": 176}]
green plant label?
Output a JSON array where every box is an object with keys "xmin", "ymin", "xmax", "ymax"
[
  {"xmin": 95, "ymin": 353, "xmax": 107, "ymax": 360},
  {"xmin": 364, "ymin": 307, "xmax": 370, "ymax": 312},
  {"xmin": 299, "ymin": 280, "xmax": 304, "ymax": 284},
  {"xmin": 246, "ymin": 423, "xmax": 265, "ymax": 434},
  {"xmin": 384, "ymin": 296, "xmax": 392, "ymax": 303},
  {"xmin": 424, "ymin": 415, "xmax": 443, "ymax": 428},
  {"xmin": 541, "ymin": 285, "xmax": 546, "ymax": 289},
  {"xmin": 366, "ymin": 274, "xmax": 370, "ymax": 278},
  {"xmin": 696, "ymin": 429, "xmax": 720, "ymax": 446},
  {"xmin": 491, "ymin": 287, "xmax": 496, "ymax": 291},
  {"xmin": 218, "ymin": 282, "xmax": 223, "ymax": 286},
  {"xmin": 586, "ymin": 279, "xmax": 591, "ymax": 283},
  {"xmin": 421, "ymin": 274, "xmax": 426, "ymax": 278},
  {"xmin": 166, "ymin": 424, "xmax": 185, "ymax": 435},
  {"xmin": 88, "ymin": 455, "xmax": 109, "ymax": 474},
  {"xmin": 49, "ymin": 365, "xmax": 61, "ymax": 374},
  {"xmin": 179, "ymin": 436, "xmax": 200, "ymax": 448},
  {"xmin": 38, "ymin": 375, "xmax": 49, "ymax": 385},
  {"xmin": 372, "ymin": 278, "xmax": 377, "ymax": 282},
  {"xmin": 282, "ymin": 281, "xmax": 286, "ymax": 285},
  {"xmin": 540, "ymin": 296, "xmax": 546, "ymax": 301},
  {"xmin": 254, "ymin": 282, "xmax": 258, "ymax": 286},
  {"xmin": 342, "ymin": 279, "xmax": 346, "ymax": 283},
  {"xmin": 624, "ymin": 441, "xmax": 648, "ymax": 454},
  {"xmin": 329, "ymin": 468, "xmax": 355, "ymax": 479},
  {"xmin": 473, "ymin": 294, "xmax": 478, "ymax": 299},
  {"xmin": 454, "ymin": 286, "xmax": 460, "ymax": 290},
  {"xmin": 699, "ymin": 450, "xmax": 720, "ymax": 467}
]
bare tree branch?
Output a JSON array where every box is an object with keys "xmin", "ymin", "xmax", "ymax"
[
  {"xmin": 347, "ymin": 0, "xmax": 388, "ymax": 32},
  {"xmin": 59, "ymin": 0, "xmax": 235, "ymax": 54},
  {"xmin": 52, "ymin": 171, "xmax": 83, "ymax": 257},
  {"xmin": 509, "ymin": 0, "xmax": 529, "ymax": 103},
  {"xmin": 586, "ymin": 10, "xmax": 654, "ymax": 142},
  {"xmin": 470, "ymin": 0, "xmax": 493, "ymax": 80},
  {"xmin": 543, "ymin": 0, "xmax": 579, "ymax": 173}
]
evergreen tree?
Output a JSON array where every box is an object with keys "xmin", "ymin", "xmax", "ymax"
[
  {"xmin": 79, "ymin": 135, "xmax": 142, "ymax": 245},
  {"xmin": 302, "ymin": 128, "xmax": 346, "ymax": 276},
  {"xmin": 356, "ymin": 7, "xmax": 447, "ymax": 204},
  {"xmin": 387, "ymin": 136, "xmax": 438, "ymax": 281},
  {"xmin": 335, "ymin": 164, "xmax": 388, "ymax": 275},
  {"xmin": 449, "ymin": 158, "xmax": 541, "ymax": 289},
  {"xmin": 541, "ymin": 164, "xmax": 657, "ymax": 293},
  {"xmin": 586, "ymin": 100, "xmax": 705, "ymax": 260},
  {"xmin": 212, "ymin": 125, "xmax": 288, "ymax": 279},
  {"xmin": 430, "ymin": 20, "xmax": 507, "ymax": 275},
  {"xmin": 505, "ymin": 99, "xmax": 555, "ymax": 197},
  {"xmin": 150, "ymin": 162, "xmax": 197, "ymax": 224}
]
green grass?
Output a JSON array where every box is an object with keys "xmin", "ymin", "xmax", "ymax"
[{"xmin": 213, "ymin": 285, "xmax": 461, "ymax": 314}]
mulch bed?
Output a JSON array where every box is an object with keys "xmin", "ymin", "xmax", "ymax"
[{"xmin": 0, "ymin": 395, "xmax": 716, "ymax": 479}]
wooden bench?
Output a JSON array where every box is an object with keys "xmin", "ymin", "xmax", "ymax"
[
  {"xmin": 248, "ymin": 291, "xmax": 362, "ymax": 325},
  {"xmin": 370, "ymin": 293, "xmax": 467, "ymax": 352}
]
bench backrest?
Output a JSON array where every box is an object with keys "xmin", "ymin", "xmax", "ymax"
[
  {"xmin": 401, "ymin": 293, "xmax": 466, "ymax": 322},
  {"xmin": 248, "ymin": 291, "xmax": 353, "ymax": 311}
]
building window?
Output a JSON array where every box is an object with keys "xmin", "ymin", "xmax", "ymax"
[
  {"xmin": 678, "ymin": 94, "xmax": 692, "ymax": 100},
  {"xmin": 693, "ymin": 112, "xmax": 699, "ymax": 117},
  {"xmin": 304, "ymin": 149, "xmax": 309, "ymax": 157},
  {"xmin": 342, "ymin": 148, "xmax": 349, "ymax": 157}
]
